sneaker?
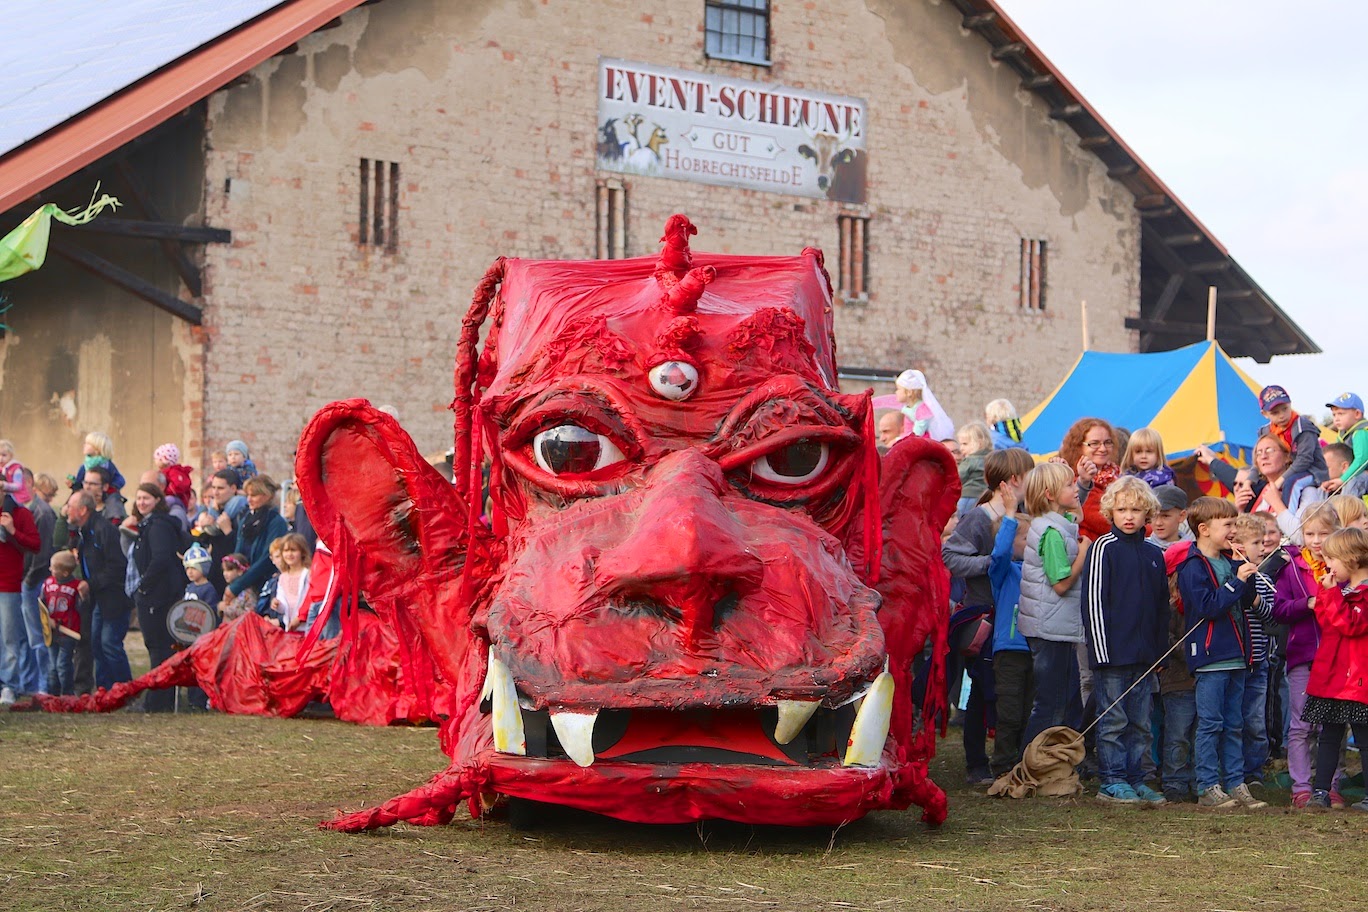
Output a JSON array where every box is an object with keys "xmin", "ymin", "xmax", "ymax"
[
  {"xmin": 1330, "ymin": 790, "xmax": 1346, "ymax": 809},
  {"xmin": 0, "ymin": 686, "xmax": 14, "ymax": 707},
  {"xmin": 965, "ymin": 767, "xmax": 994, "ymax": 786},
  {"xmin": 1351, "ymin": 798, "xmax": 1368, "ymax": 813},
  {"xmin": 1133, "ymin": 784, "xmax": 1167, "ymax": 805},
  {"xmin": 1309, "ymin": 789, "xmax": 1331, "ymax": 809},
  {"xmin": 1163, "ymin": 789, "xmax": 1192, "ymax": 805},
  {"xmin": 1198, "ymin": 785, "xmax": 1239, "ymax": 809},
  {"xmin": 1097, "ymin": 783, "xmax": 1142, "ymax": 804},
  {"xmin": 1292, "ymin": 791, "xmax": 1312, "ymax": 808},
  {"xmin": 1230, "ymin": 783, "xmax": 1268, "ymax": 809}
]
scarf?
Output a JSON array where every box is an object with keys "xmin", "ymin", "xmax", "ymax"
[
  {"xmin": 994, "ymin": 418, "xmax": 1023, "ymax": 444},
  {"xmin": 239, "ymin": 505, "xmax": 272, "ymax": 545},
  {"xmin": 1269, "ymin": 411, "xmax": 1301, "ymax": 454},
  {"xmin": 1301, "ymin": 547, "xmax": 1327, "ymax": 583}
]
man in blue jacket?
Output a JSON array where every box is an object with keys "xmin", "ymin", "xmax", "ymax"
[
  {"xmin": 1176, "ymin": 496, "xmax": 1265, "ymax": 810},
  {"xmin": 1081, "ymin": 477, "xmax": 1169, "ymax": 805}
]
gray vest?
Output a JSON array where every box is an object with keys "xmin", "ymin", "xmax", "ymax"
[{"xmin": 1018, "ymin": 512, "xmax": 1083, "ymax": 643}]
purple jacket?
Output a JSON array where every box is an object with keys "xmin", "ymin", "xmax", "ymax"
[{"xmin": 1272, "ymin": 546, "xmax": 1323, "ymax": 669}]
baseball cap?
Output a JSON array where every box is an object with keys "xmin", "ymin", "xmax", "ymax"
[
  {"xmin": 1152, "ymin": 484, "xmax": 1188, "ymax": 512},
  {"xmin": 1258, "ymin": 385, "xmax": 1291, "ymax": 410},
  {"xmin": 1326, "ymin": 392, "xmax": 1364, "ymax": 412}
]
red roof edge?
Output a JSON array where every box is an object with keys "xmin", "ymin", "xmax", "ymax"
[{"xmin": 0, "ymin": 0, "xmax": 369, "ymax": 215}]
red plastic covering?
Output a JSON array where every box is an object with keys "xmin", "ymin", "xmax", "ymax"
[{"xmin": 298, "ymin": 216, "xmax": 959, "ymax": 831}]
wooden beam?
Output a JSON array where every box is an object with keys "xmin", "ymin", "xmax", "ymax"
[
  {"xmin": 991, "ymin": 42, "xmax": 1027, "ymax": 60},
  {"xmin": 1190, "ymin": 260, "xmax": 1232, "ymax": 274},
  {"xmin": 1049, "ymin": 104, "xmax": 1085, "ymax": 120},
  {"xmin": 49, "ymin": 238, "xmax": 203, "ymax": 324},
  {"xmin": 1138, "ymin": 205, "xmax": 1177, "ymax": 219},
  {"xmin": 114, "ymin": 159, "xmax": 203, "ymax": 297},
  {"xmin": 1124, "ymin": 317, "xmax": 1260, "ymax": 340},
  {"xmin": 1141, "ymin": 272, "xmax": 1185, "ymax": 350},
  {"xmin": 1107, "ymin": 163, "xmax": 1139, "ymax": 179},
  {"xmin": 1135, "ymin": 194, "xmax": 1168, "ymax": 210},
  {"xmin": 962, "ymin": 12, "xmax": 996, "ymax": 29},
  {"xmin": 1021, "ymin": 73, "xmax": 1056, "ymax": 90},
  {"xmin": 1078, "ymin": 134, "xmax": 1113, "ymax": 149},
  {"xmin": 70, "ymin": 218, "xmax": 231, "ymax": 244},
  {"xmin": 1162, "ymin": 232, "xmax": 1204, "ymax": 247}
]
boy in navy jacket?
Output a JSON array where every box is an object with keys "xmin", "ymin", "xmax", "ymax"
[
  {"xmin": 1176, "ymin": 496, "xmax": 1264, "ymax": 810},
  {"xmin": 1081, "ymin": 477, "xmax": 1169, "ymax": 804}
]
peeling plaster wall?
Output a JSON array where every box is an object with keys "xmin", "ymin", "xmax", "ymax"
[{"xmin": 201, "ymin": 0, "xmax": 1139, "ymax": 467}]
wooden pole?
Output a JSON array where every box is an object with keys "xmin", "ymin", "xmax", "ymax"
[
  {"xmin": 1080, "ymin": 299, "xmax": 1090, "ymax": 352},
  {"xmin": 1206, "ymin": 285, "xmax": 1217, "ymax": 342}
]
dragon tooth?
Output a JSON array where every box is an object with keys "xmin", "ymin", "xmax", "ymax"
[
  {"xmin": 550, "ymin": 710, "xmax": 599, "ymax": 767},
  {"xmin": 773, "ymin": 700, "xmax": 820, "ymax": 745},
  {"xmin": 487, "ymin": 655, "xmax": 525, "ymax": 755},
  {"xmin": 841, "ymin": 671, "xmax": 893, "ymax": 767}
]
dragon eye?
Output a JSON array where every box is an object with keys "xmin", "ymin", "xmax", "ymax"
[
  {"xmin": 532, "ymin": 424, "xmax": 626, "ymax": 476},
  {"xmin": 752, "ymin": 439, "xmax": 829, "ymax": 485}
]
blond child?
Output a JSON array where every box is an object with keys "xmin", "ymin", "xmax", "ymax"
[
  {"xmin": 0, "ymin": 440, "xmax": 30, "ymax": 505},
  {"xmin": 1325, "ymin": 494, "xmax": 1367, "ymax": 531},
  {"xmin": 1232, "ymin": 514, "xmax": 1277, "ymax": 788},
  {"xmin": 1017, "ymin": 462, "xmax": 1091, "ymax": 746},
  {"xmin": 955, "ymin": 421, "xmax": 992, "ymax": 514},
  {"xmin": 1080, "ymin": 476, "xmax": 1169, "ymax": 804},
  {"xmin": 71, "ymin": 431, "xmax": 124, "ymax": 494},
  {"xmin": 1120, "ymin": 427, "xmax": 1175, "ymax": 488},
  {"xmin": 985, "ymin": 398, "xmax": 1027, "ymax": 451}
]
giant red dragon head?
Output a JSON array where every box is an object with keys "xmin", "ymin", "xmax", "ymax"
[{"xmin": 296, "ymin": 216, "xmax": 958, "ymax": 830}]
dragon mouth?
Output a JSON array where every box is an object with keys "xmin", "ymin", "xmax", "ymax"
[{"xmin": 480, "ymin": 654, "xmax": 894, "ymax": 769}]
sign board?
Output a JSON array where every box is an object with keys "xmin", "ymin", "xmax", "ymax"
[
  {"xmin": 597, "ymin": 58, "xmax": 867, "ymax": 203},
  {"xmin": 167, "ymin": 598, "xmax": 219, "ymax": 647}
]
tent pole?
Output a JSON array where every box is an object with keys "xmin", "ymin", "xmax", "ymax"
[
  {"xmin": 1080, "ymin": 299, "xmax": 1089, "ymax": 352},
  {"xmin": 1206, "ymin": 286, "xmax": 1217, "ymax": 342}
]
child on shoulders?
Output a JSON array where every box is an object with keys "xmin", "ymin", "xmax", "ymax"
[
  {"xmin": 1302, "ymin": 527, "xmax": 1368, "ymax": 810},
  {"xmin": 955, "ymin": 421, "xmax": 992, "ymax": 516},
  {"xmin": 1322, "ymin": 393, "xmax": 1367, "ymax": 496},
  {"xmin": 1120, "ymin": 427, "xmax": 1175, "ymax": 489},
  {"xmin": 1257, "ymin": 385, "xmax": 1328, "ymax": 493},
  {"xmin": 1176, "ymin": 496, "xmax": 1265, "ymax": 809},
  {"xmin": 70, "ymin": 431, "xmax": 124, "ymax": 495},
  {"xmin": 225, "ymin": 440, "xmax": 259, "ymax": 487},
  {"xmin": 1081, "ymin": 476, "xmax": 1170, "ymax": 804}
]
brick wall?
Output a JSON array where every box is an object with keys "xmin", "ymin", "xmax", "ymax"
[{"xmin": 200, "ymin": 0, "xmax": 1139, "ymax": 471}]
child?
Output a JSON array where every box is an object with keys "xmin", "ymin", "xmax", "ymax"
[
  {"xmin": 71, "ymin": 431, "xmax": 125, "ymax": 495},
  {"xmin": 217, "ymin": 554, "xmax": 256, "ymax": 620},
  {"xmin": 1303, "ymin": 527, "xmax": 1368, "ymax": 810},
  {"xmin": 40, "ymin": 552, "xmax": 82, "ymax": 696},
  {"xmin": 1322, "ymin": 444, "xmax": 1368, "ymax": 501},
  {"xmin": 225, "ymin": 440, "xmax": 258, "ymax": 487},
  {"xmin": 1080, "ymin": 476, "xmax": 1169, "ymax": 804},
  {"xmin": 1257, "ymin": 385, "xmax": 1328, "ymax": 494},
  {"xmin": 893, "ymin": 369, "xmax": 954, "ymax": 441},
  {"xmin": 210, "ymin": 451, "xmax": 229, "ymax": 475},
  {"xmin": 943, "ymin": 447, "xmax": 1036, "ymax": 784},
  {"xmin": 181, "ymin": 544, "xmax": 220, "ymax": 609},
  {"xmin": 1272, "ymin": 504, "xmax": 1347, "ymax": 806},
  {"xmin": 1326, "ymin": 494, "xmax": 1367, "ymax": 531},
  {"xmin": 985, "ymin": 398, "xmax": 1028, "ymax": 451},
  {"xmin": 1323, "ymin": 393, "xmax": 1368, "ymax": 496},
  {"xmin": 988, "ymin": 497, "xmax": 1033, "ymax": 780},
  {"xmin": 1018, "ymin": 462, "xmax": 1091, "ymax": 747},
  {"xmin": 1232, "ymin": 514, "xmax": 1277, "ymax": 789},
  {"xmin": 1176, "ymin": 496, "xmax": 1265, "ymax": 809},
  {"xmin": 1147, "ymin": 485, "xmax": 1191, "ymax": 550},
  {"xmin": 0, "ymin": 440, "xmax": 30, "ymax": 505},
  {"xmin": 270, "ymin": 533, "xmax": 312, "ymax": 632},
  {"xmin": 1120, "ymin": 427, "xmax": 1176, "ymax": 488},
  {"xmin": 955, "ymin": 421, "xmax": 992, "ymax": 515},
  {"xmin": 1159, "ymin": 539, "xmax": 1198, "ymax": 802}
]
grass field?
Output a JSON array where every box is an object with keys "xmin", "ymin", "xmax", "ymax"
[{"xmin": 4, "ymin": 702, "xmax": 1366, "ymax": 912}]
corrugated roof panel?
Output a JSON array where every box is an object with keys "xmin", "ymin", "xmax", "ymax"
[{"xmin": 0, "ymin": 0, "xmax": 287, "ymax": 157}]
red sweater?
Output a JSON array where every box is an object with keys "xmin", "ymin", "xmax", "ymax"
[
  {"xmin": 0, "ymin": 499, "xmax": 41, "ymax": 591},
  {"xmin": 1307, "ymin": 582, "xmax": 1368, "ymax": 707}
]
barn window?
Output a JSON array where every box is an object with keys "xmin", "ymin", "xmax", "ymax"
[
  {"xmin": 837, "ymin": 213, "xmax": 869, "ymax": 301},
  {"xmin": 1019, "ymin": 238, "xmax": 1046, "ymax": 310},
  {"xmin": 359, "ymin": 158, "xmax": 400, "ymax": 252},
  {"xmin": 705, "ymin": 0, "xmax": 771, "ymax": 65},
  {"xmin": 596, "ymin": 179, "xmax": 627, "ymax": 259}
]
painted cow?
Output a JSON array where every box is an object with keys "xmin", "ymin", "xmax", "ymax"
[{"xmin": 298, "ymin": 215, "xmax": 956, "ymax": 830}]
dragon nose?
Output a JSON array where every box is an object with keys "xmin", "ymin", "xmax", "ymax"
[{"xmin": 594, "ymin": 450, "xmax": 763, "ymax": 645}]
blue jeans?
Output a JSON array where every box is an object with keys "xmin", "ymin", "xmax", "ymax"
[
  {"xmin": 1093, "ymin": 664, "xmax": 1154, "ymax": 786},
  {"xmin": 1194, "ymin": 668, "xmax": 1246, "ymax": 792},
  {"xmin": 48, "ymin": 639, "xmax": 76, "ymax": 694},
  {"xmin": 90, "ymin": 603, "xmax": 132, "ymax": 690},
  {"xmin": 20, "ymin": 582, "xmax": 50, "ymax": 693},
  {"xmin": 0, "ymin": 590, "xmax": 33, "ymax": 692},
  {"xmin": 1022, "ymin": 637, "xmax": 1083, "ymax": 747},
  {"xmin": 1162, "ymin": 690, "xmax": 1197, "ymax": 797},
  {"xmin": 1243, "ymin": 661, "xmax": 1271, "ymax": 782}
]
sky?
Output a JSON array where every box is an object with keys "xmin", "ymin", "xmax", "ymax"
[{"xmin": 999, "ymin": 0, "xmax": 1366, "ymax": 421}]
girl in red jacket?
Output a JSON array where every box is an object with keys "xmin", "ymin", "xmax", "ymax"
[{"xmin": 1304, "ymin": 527, "xmax": 1368, "ymax": 810}]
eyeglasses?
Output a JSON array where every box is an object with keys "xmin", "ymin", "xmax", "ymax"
[{"xmin": 1083, "ymin": 440, "xmax": 1113, "ymax": 450}]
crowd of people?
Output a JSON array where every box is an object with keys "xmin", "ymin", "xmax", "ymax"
[
  {"xmin": 0, "ymin": 435, "xmax": 339, "ymax": 709},
  {"xmin": 912, "ymin": 379, "xmax": 1368, "ymax": 811}
]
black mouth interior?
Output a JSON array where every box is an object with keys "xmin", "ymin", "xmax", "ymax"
[{"xmin": 518, "ymin": 704, "xmax": 858, "ymax": 766}]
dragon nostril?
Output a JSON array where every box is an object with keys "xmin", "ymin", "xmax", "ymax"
[{"xmin": 712, "ymin": 591, "xmax": 741, "ymax": 629}]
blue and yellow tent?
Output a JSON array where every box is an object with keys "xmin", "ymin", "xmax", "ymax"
[{"xmin": 1020, "ymin": 341, "xmax": 1264, "ymax": 463}]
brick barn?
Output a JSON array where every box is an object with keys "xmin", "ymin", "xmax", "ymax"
[{"xmin": 0, "ymin": 0, "xmax": 1317, "ymax": 480}]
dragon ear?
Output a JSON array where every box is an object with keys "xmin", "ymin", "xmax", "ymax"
[{"xmin": 295, "ymin": 399, "xmax": 472, "ymax": 686}]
